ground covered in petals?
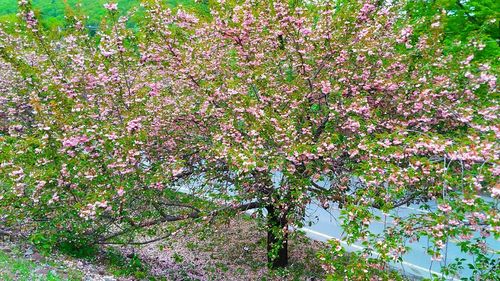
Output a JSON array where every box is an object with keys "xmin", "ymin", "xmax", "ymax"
[
  {"xmin": 116, "ymin": 216, "xmax": 325, "ymax": 281},
  {"xmin": 0, "ymin": 215, "xmax": 326, "ymax": 281}
]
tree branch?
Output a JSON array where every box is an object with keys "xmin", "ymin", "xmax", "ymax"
[{"xmin": 97, "ymin": 201, "xmax": 261, "ymax": 244}]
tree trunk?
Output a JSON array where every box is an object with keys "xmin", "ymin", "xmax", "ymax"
[{"xmin": 266, "ymin": 204, "xmax": 288, "ymax": 268}]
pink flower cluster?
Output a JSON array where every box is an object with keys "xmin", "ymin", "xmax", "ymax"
[
  {"xmin": 62, "ymin": 135, "xmax": 89, "ymax": 148},
  {"xmin": 103, "ymin": 3, "xmax": 118, "ymax": 11}
]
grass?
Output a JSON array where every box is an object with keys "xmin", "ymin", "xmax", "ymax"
[
  {"xmin": 0, "ymin": 242, "xmax": 157, "ymax": 280},
  {"xmin": 0, "ymin": 246, "xmax": 83, "ymax": 281}
]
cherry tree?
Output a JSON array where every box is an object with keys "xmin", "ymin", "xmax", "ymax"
[
  {"xmin": 140, "ymin": 0, "xmax": 497, "ymax": 270},
  {"xmin": 0, "ymin": 0, "xmax": 497, "ymax": 278},
  {"xmin": 139, "ymin": 0, "xmax": 498, "ymax": 273}
]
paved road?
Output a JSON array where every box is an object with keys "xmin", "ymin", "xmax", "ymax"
[{"xmin": 302, "ymin": 199, "xmax": 498, "ymax": 280}]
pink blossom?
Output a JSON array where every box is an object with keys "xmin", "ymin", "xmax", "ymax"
[
  {"xmin": 103, "ymin": 3, "xmax": 118, "ymax": 11},
  {"xmin": 358, "ymin": 3, "xmax": 376, "ymax": 21},
  {"xmin": 127, "ymin": 118, "xmax": 142, "ymax": 133},
  {"xmin": 490, "ymin": 186, "xmax": 500, "ymax": 198},
  {"xmin": 462, "ymin": 198, "xmax": 475, "ymax": 206},
  {"xmin": 397, "ymin": 27, "xmax": 413, "ymax": 44},
  {"xmin": 463, "ymin": 54, "xmax": 474, "ymax": 65},
  {"xmin": 300, "ymin": 28, "xmax": 312, "ymax": 36},
  {"xmin": 386, "ymin": 83, "xmax": 399, "ymax": 91},
  {"xmin": 62, "ymin": 135, "xmax": 89, "ymax": 147},
  {"xmin": 437, "ymin": 204, "xmax": 452, "ymax": 213},
  {"xmin": 320, "ymin": 80, "xmax": 332, "ymax": 94},
  {"xmin": 117, "ymin": 188, "xmax": 125, "ymax": 197}
]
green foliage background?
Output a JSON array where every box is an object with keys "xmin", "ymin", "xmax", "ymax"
[
  {"xmin": 0, "ymin": 0, "xmax": 205, "ymax": 27},
  {"xmin": 0, "ymin": 0, "xmax": 496, "ymax": 53},
  {"xmin": 406, "ymin": 0, "xmax": 499, "ymax": 65}
]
